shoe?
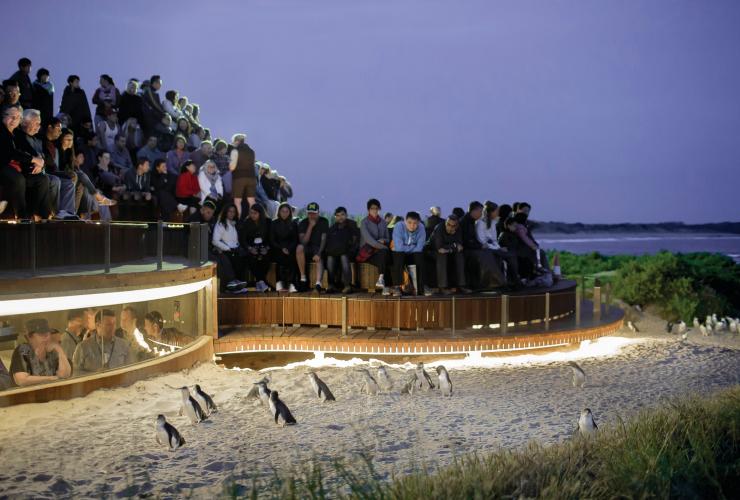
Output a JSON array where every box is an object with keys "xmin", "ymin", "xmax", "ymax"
[
  {"xmin": 459, "ymin": 287, "xmax": 473, "ymax": 294},
  {"xmin": 391, "ymin": 287, "xmax": 402, "ymax": 297},
  {"xmin": 0, "ymin": 200, "xmax": 8, "ymax": 215},
  {"xmin": 423, "ymin": 287, "xmax": 434, "ymax": 297},
  {"xmin": 256, "ymin": 281, "xmax": 268, "ymax": 293},
  {"xmin": 235, "ymin": 280, "xmax": 247, "ymax": 287},
  {"xmin": 341, "ymin": 286, "xmax": 352, "ymax": 294},
  {"xmin": 275, "ymin": 281, "xmax": 286, "ymax": 292},
  {"xmin": 231, "ymin": 287, "xmax": 248, "ymax": 295},
  {"xmin": 177, "ymin": 203, "xmax": 187, "ymax": 213},
  {"xmin": 226, "ymin": 280, "xmax": 240, "ymax": 289},
  {"xmin": 96, "ymin": 196, "xmax": 116, "ymax": 207},
  {"xmin": 327, "ymin": 286, "xmax": 338, "ymax": 294},
  {"xmin": 298, "ymin": 279, "xmax": 308, "ymax": 292},
  {"xmin": 375, "ymin": 275, "xmax": 385, "ymax": 289},
  {"xmin": 314, "ymin": 283, "xmax": 324, "ymax": 293},
  {"xmin": 382, "ymin": 286, "xmax": 391, "ymax": 296},
  {"xmin": 288, "ymin": 284, "xmax": 298, "ymax": 293},
  {"xmin": 441, "ymin": 288, "xmax": 453, "ymax": 295}
]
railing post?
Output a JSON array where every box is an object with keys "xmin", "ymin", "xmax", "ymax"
[
  {"xmin": 104, "ymin": 221, "xmax": 111, "ymax": 273},
  {"xmin": 200, "ymin": 223, "xmax": 209, "ymax": 264},
  {"xmin": 282, "ymin": 295, "xmax": 286, "ymax": 333},
  {"xmin": 501, "ymin": 294, "xmax": 509, "ymax": 334},
  {"xmin": 593, "ymin": 286, "xmax": 601, "ymax": 320},
  {"xmin": 575, "ymin": 294, "xmax": 581, "ymax": 326},
  {"xmin": 29, "ymin": 221, "xmax": 37, "ymax": 275},
  {"xmin": 341, "ymin": 296, "xmax": 348, "ymax": 336},
  {"xmin": 156, "ymin": 221, "xmax": 163, "ymax": 270},
  {"xmin": 545, "ymin": 292, "xmax": 550, "ymax": 330},
  {"xmin": 187, "ymin": 222, "xmax": 199, "ymax": 265},
  {"xmin": 451, "ymin": 296, "xmax": 456, "ymax": 337},
  {"xmin": 394, "ymin": 298, "xmax": 400, "ymax": 332},
  {"xmin": 604, "ymin": 282, "xmax": 611, "ymax": 314}
]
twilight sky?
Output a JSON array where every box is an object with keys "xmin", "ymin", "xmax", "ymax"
[{"xmin": 3, "ymin": 0, "xmax": 739, "ymax": 223}]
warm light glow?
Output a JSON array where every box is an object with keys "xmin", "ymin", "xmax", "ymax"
[{"xmin": 0, "ymin": 279, "xmax": 211, "ymax": 316}]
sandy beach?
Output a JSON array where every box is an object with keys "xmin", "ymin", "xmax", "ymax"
[{"xmin": 0, "ymin": 311, "xmax": 738, "ymax": 498}]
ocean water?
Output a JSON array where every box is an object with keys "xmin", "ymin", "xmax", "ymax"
[{"xmin": 536, "ymin": 233, "xmax": 740, "ymax": 263}]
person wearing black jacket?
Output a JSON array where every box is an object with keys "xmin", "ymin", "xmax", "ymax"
[
  {"xmin": 239, "ymin": 203, "xmax": 272, "ymax": 292},
  {"xmin": 151, "ymin": 158, "xmax": 178, "ymax": 221},
  {"xmin": 325, "ymin": 207, "xmax": 359, "ymax": 293},
  {"xmin": 427, "ymin": 215, "xmax": 470, "ymax": 293},
  {"xmin": 31, "ymin": 68, "xmax": 54, "ymax": 126},
  {"xmin": 0, "ymin": 106, "xmax": 48, "ymax": 219},
  {"xmin": 118, "ymin": 79, "xmax": 145, "ymax": 126},
  {"xmin": 461, "ymin": 201, "xmax": 504, "ymax": 289},
  {"xmin": 9, "ymin": 58, "xmax": 33, "ymax": 109},
  {"xmin": 59, "ymin": 75, "xmax": 92, "ymax": 136},
  {"xmin": 269, "ymin": 202, "xmax": 299, "ymax": 293},
  {"xmin": 425, "ymin": 206, "xmax": 443, "ymax": 235}
]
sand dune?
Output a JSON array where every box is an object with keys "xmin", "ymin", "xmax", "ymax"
[{"xmin": 0, "ymin": 315, "xmax": 738, "ymax": 498}]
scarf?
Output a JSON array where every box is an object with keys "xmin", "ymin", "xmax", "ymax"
[
  {"xmin": 34, "ymin": 80, "xmax": 54, "ymax": 95},
  {"xmin": 367, "ymin": 214, "xmax": 381, "ymax": 224},
  {"xmin": 200, "ymin": 166, "xmax": 219, "ymax": 197}
]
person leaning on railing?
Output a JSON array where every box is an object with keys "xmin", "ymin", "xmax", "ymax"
[{"xmin": 9, "ymin": 318, "xmax": 71, "ymax": 387}]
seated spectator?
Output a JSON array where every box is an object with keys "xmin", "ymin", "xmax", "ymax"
[
  {"xmin": 270, "ymin": 202, "xmax": 299, "ymax": 293},
  {"xmin": 239, "ymin": 203, "xmax": 272, "ymax": 292},
  {"xmin": 72, "ymin": 309, "xmax": 132, "ymax": 375},
  {"xmin": 9, "ymin": 57, "xmax": 33, "ymax": 108},
  {"xmin": 452, "ymin": 207, "xmax": 465, "ymax": 219},
  {"xmin": 189, "ymin": 125, "xmax": 206, "ymax": 150},
  {"xmin": 163, "ymin": 90, "xmax": 183, "ymax": 123},
  {"xmin": 426, "ymin": 206, "xmax": 442, "ymax": 234},
  {"xmin": 137, "ymin": 135, "xmax": 165, "ymax": 166},
  {"xmin": 96, "ymin": 110, "xmax": 120, "ymax": 153},
  {"xmin": 297, "ymin": 201, "xmax": 329, "ymax": 292},
  {"xmin": 59, "ymin": 75, "xmax": 93, "ymax": 137},
  {"xmin": 358, "ymin": 198, "xmax": 392, "ymax": 294},
  {"xmin": 259, "ymin": 163, "xmax": 281, "ymax": 201},
  {"xmin": 93, "ymin": 150, "xmax": 125, "ymax": 200},
  {"xmin": 175, "ymin": 117, "xmax": 192, "ymax": 146},
  {"xmin": 121, "ymin": 117, "xmax": 143, "ymax": 152},
  {"xmin": 40, "ymin": 117, "xmax": 77, "ymax": 218},
  {"xmin": 109, "ymin": 134, "xmax": 133, "ymax": 175},
  {"xmin": 387, "ymin": 215, "xmax": 402, "ymax": 230},
  {"xmin": 122, "ymin": 157, "xmax": 152, "ymax": 201},
  {"xmin": 477, "ymin": 202, "xmax": 520, "ymax": 287},
  {"xmin": 175, "ymin": 159, "xmax": 200, "ymax": 213},
  {"xmin": 427, "ymin": 215, "xmax": 470, "ymax": 294},
  {"xmin": 9, "ymin": 318, "xmax": 71, "ymax": 387},
  {"xmin": 166, "ymin": 134, "xmax": 190, "ymax": 176},
  {"xmin": 117, "ymin": 306, "xmax": 153, "ymax": 361},
  {"xmin": 1, "ymin": 79, "xmax": 21, "ymax": 110},
  {"xmin": 512, "ymin": 212, "xmax": 547, "ymax": 277},
  {"xmin": 191, "ymin": 103, "xmax": 201, "ymax": 124},
  {"xmin": 255, "ymin": 162, "xmax": 278, "ymax": 218},
  {"xmin": 142, "ymin": 74, "xmax": 165, "ymax": 134},
  {"xmin": 118, "ymin": 79, "xmax": 145, "ymax": 126},
  {"xmin": 143, "ymin": 311, "xmax": 190, "ymax": 352},
  {"xmin": 0, "ymin": 357, "xmax": 11, "ymax": 390},
  {"xmin": 0, "ymin": 85, "xmax": 5, "ymax": 108},
  {"xmin": 92, "ymin": 74, "xmax": 120, "ymax": 126},
  {"xmin": 212, "ymin": 202, "xmax": 247, "ymax": 293},
  {"xmin": 32, "ymin": 67, "xmax": 54, "ymax": 126},
  {"xmin": 198, "ymin": 159, "xmax": 223, "ymax": 204},
  {"xmin": 495, "ymin": 204, "xmax": 513, "ymax": 237},
  {"xmin": 190, "ymin": 139, "xmax": 212, "ymax": 169},
  {"xmin": 391, "ymin": 211, "xmax": 429, "ymax": 296},
  {"xmin": 211, "ymin": 139, "xmax": 231, "ymax": 194},
  {"xmin": 325, "ymin": 206, "xmax": 359, "ymax": 294},
  {"xmin": 63, "ymin": 133, "xmax": 115, "ymax": 215},
  {"xmin": 154, "ymin": 114, "xmax": 175, "ymax": 151},
  {"xmin": 61, "ymin": 309, "xmax": 86, "ymax": 365},
  {"xmin": 151, "ymin": 158, "xmax": 178, "ymax": 220},
  {"xmin": 462, "ymin": 201, "xmax": 507, "ymax": 289}
]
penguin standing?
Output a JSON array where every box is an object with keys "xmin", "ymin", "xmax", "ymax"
[
  {"xmin": 700, "ymin": 324, "xmax": 708, "ymax": 337},
  {"xmin": 268, "ymin": 390, "xmax": 297, "ymax": 426},
  {"xmin": 155, "ymin": 415, "xmax": 186, "ymax": 450},
  {"xmin": 578, "ymin": 408, "xmax": 598, "ymax": 437},
  {"xmin": 627, "ymin": 321, "xmax": 639, "ymax": 333},
  {"xmin": 567, "ymin": 361, "xmax": 586, "ymax": 388},
  {"xmin": 693, "ymin": 317, "xmax": 700, "ymax": 329},
  {"xmin": 665, "ymin": 322, "xmax": 674, "ymax": 334},
  {"xmin": 356, "ymin": 369, "xmax": 380, "ymax": 395},
  {"xmin": 307, "ymin": 372, "xmax": 335, "ymax": 401},
  {"xmin": 193, "ymin": 384, "xmax": 218, "ymax": 415},
  {"xmin": 376, "ymin": 366, "xmax": 393, "ymax": 391},
  {"xmin": 253, "ymin": 380, "xmax": 272, "ymax": 406},
  {"xmin": 180, "ymin": 387, "xmax": 207, "ymax": 424},
  {"xmin": 415, "ymin": 362, "xmax": 435, "ymax": 390},
  {"xmin": 677, "ymin": 321, "xmax": 687, "ymax": 336},
  {"xmin": 435, "ymin": 365, "xmax": 453, "ymax": 396},
  {"xmin": 401, "ymin": 372, "xmax": 419, "ymax": 395}
]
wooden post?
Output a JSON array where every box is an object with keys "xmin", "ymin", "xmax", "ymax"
[
  {"xmin": 341, "ymin": 296, "xmax": 348, "ymax": 336},
  {"xmin": 545, "ymin": 292, "xmax": 550, "ymax": 330},
  {"xmin": 29, "ymin": 221, "xmax": 37, "ymax": 276},
  {"xmin": 604, "ymin": 282, "xmax": 611, "ymax": 313},
  {"xmin": 575, "ymin": 294, "xmax": 581, "ymax": 326},
  {"xmin": 104, "ymin": 221, "xmax": 111, "ymax": 273},
  {"xmin": 451, "ymin": 296, "xmax": 456, "ymax": 337},
  {"xmin": 394, "ymin": 298, "xmax": 400, "ymax": 332},
  {"xmin": 501, "ymin": 295, "xmax": 509, "ymax": 334},
  {"xmin": 593, "ymin": 286, "xmax": 601, "ymax": 320},
  {"xmin": 156, "ymin": 221, "xmax": 163, "ymax": 270}
]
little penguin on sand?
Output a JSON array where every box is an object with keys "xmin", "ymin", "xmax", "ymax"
[
  {"xmin": 356, "ymin": 369, "xmax": 380, "ymax": 395},
  {"xmin": 435, "ymin": 365, "xmax": 453, "ymax": 396},
  {"xmin": 193, "ymin": 384, "xmax": 217, "ymax": 415},
  {"xmin": 376, "ymin": 366, "xmax": 393, "ymax": 391},
  {"xmin": 269, "ymin": 390, "xmax": 297, "ymax": 426},
  {"xmin": 578, "ymin": 408, "xmax": 598, "ymax": 437},
  {"xmin": 155, "ymin": 414, "xmax": 185, "ymax": 450},
  {"xmin": 307, "ymin": 371, "xmax": 335, "ymax": 401},
  {"xmin": 567, "ymin": 361, "xmax": 586, "ymax": 388},
  {"xmin": 415, "ymin": 362, "xmax": 435, "ymax": 390},
  {"xmin": 180, "ymin": 387, "xmax": 206, "ymax": 425}
]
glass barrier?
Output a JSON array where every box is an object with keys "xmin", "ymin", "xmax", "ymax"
[{"xmin": 0, "ymin": 288, "xmax": 201, "ymax": 392}]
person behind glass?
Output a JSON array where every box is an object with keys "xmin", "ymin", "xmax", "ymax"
[
  {"xmin": 72, "ymin": 309, "xmax": 132, "ymax": 375},
  {"xmin": 9, "ymin": 318, "xmax": 71, "ymax": 387},
  {"xmin": 213, "ymin": 202, "xmax": 248, "ymax": 294},
  {"xmin": 143, "ymin": 311, "xmax": 189, "ymax": 352},
  {"xmin": 0, "ymin": 106, "xmax": 49, "ymax": 220},
  {"xmin": 175, "ymin": 159, "xmax": 200, "ymax": 214},
  {"xmin": 228, "ymin": 133, "xmax": 256, "ymax": 219},
  {"xmin": 296, "ymin": 202, "xmax": 329, "ymax": 293},
  {"xmin": 32, "ymin": 67, "xmax": 54, "ymax": 126},
  {"xmin": 270, "ymin": 202, "xmax": 299, "ymax": 293},
  {"xmin": 122, "ymin": 157, "xmax": 152, "ymax": 202},
  {"xmin": 117, "ymin": 306, "xmax": 153, "ymax": 361},
  {"xmin": 198, "ymin": 159, "xmax": 223, "ymax": 206},
  {"xmin": 239, "ymin": 203, "xmax": 272, "ymax": 292},
  {"xmin": 325, "ymin": 206, "xmax": 359, "ymax": 294},
  {"xmin": 60, "ymin": 309, "xmax": 86, "ymax": 366},
  {"xmin": 166, "ymin": 134, "xmax": 190, "ymax": 176},
  {"xmin": 118, "ymin": 79, "xmax": 144, "ymax": 127},
  {"xmin": 427, "ymin": 214, "xmax": 471, "ymax": 294},
  {"xmin": 150, "ymin": 158, "xmax": 178, "ymax": 220},
  {"xmin": 477, "ymin": 201, "xmax": 521, "ymax": 288},
  {"xmin": 391, "ymin": 211, "xmax": 430, "ymax": 296},
  {"xmin": 358, "ymin": 198, "xmax": 392, "ymax": 295},
  {"xmin": 426, "ymin": 206, "xmax": 443, "ymax": 235}
]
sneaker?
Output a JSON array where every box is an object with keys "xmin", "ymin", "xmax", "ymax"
[
  {"xmin": 256, "ymin": 281, "xmax": 268, "ymax": 293},
  {"xmin": 423, "ymin": 287, "xmax": 434, "ymax": 297},
  {"xmin": 375, "ymin": 275, "xmax": 385, "ymax": 289},
  {"xmin": 275, "ymin": 281, "xmax": 286, "ymax": 292},
  {"xmin": 391, "ymin": 287, "xmax": 402, "ymax": 297},
  {"xmin": 459, "ymin": 287, "xmax": 473, "ymax": 294},
  {"xmin": 0, "ymin": 200, "xmax": 8, "ymax": 215},
  {"xmin": 382, "ymin": 286, "xmax": 391, "ymax": 296},
  {"xmin": 235, "ymin": 280, "xmax": 247, "ymax": 287},
  {"xmin": 232, "ymin": 287, "xmax": 248, "ymax": 295},
  {"xmin": 341, "ymin": 286, "xmax": 352, "ymax": 294},
  {"xmin": 314, "ymin": 283, "xmax": 324, "ymax": 293},
  {"xmin": 95, "ymin": 193, "xmax": 116, "ymax": 206},
  {"xmin": 177, "ymin": 203, "xmax": 188, "ymax": 213},
  {"xmin": 226, "ymin": 280, "xmax": 240, "ymax": 289},
  {"xmin": 288, "ymin": 284, "xmax": 298, "ymax": 294}
]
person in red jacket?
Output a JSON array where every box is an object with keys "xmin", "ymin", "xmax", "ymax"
[{"xmin": 175, "ymin": 159, "xmax": 200, "ymax": 214}]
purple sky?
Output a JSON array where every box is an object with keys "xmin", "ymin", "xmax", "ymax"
[{"xmin": 3, "ymin": 1, "xmax": 739, "ymax": 223}]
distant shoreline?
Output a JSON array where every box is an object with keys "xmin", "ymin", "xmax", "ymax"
[{"xmin": 531, "ymin": 221, "xmax": 740, "ymax": 235}]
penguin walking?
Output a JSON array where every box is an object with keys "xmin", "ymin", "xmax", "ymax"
[
  {"xmin": 401, "ymin": 372, "xmax": 419, "ymax": 395},
  {"xmin": 665, "ymin": 322, "xmax": 674, "ymax": 334},
  {"xmin": 627, "ymin": 321, "xmax": 639, "ymax": 333},
  {"xmin": 193, "ymin": 384, "xmax": 217, "ymax": 415},
  {"xmin": 415, "ymin": 362, "xmax": 435, "ymax": 390},
  {"xmin": 729, "ymin": 319, "xmax": 738, "ymax": 334},
  {"xmin": 268, "ymin": 390, "xmax": 297, "ymax": 426},
  {"xmin": 435, "ymin": 365, "xmax": 453, "ymax": 396},
  {"xmin": 180, "ymin": 387, "xmax": 207, "ymax": 424},
  {"xmin": 693, "ymin": 317, "xmax": 700, "ymax": 329},
  {"xmin": 356, "ymin": 369, "xmax": 380, "ymax": 395},
  {"xmin": 155, "ymin": 415, "xmax": 186, "ymax": 450},
  {"xmin": 567, "ymin": 361, "xmax": 586, "ymax": 388},
  {"xmin": 307, "ymin": 372, "xmax": 335, "ymax": 401},
  {"xmin": 699, "ymin": 324, "xmax": 708, "ymax": 337},
  {"xmin": 376, "ymin": 366, "xmax": 393, "ymax": 391},
  {"xmin": 578, "ymin": 408, "xmax": 598, "ymax": 437},
  {"xmin": 253, "ymin": 380, "xmax": 272, "ymax": 406},
  {"xmin": 677, "ymin": 321, "xmax": 687, "ymax": 336}
]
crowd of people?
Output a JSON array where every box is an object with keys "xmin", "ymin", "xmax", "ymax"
[
  {"xmin": 0, "ymin": 57, "xmax": 294, "ymax": 221},
  {"xmin": 0, "ymin": 307, "xmax": 191, "ymax": 389}
]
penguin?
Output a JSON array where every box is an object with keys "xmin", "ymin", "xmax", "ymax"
[
  {"xmin": 578, "ymin": 408, "xmax": 598, "ymax": 437},
  {"xmin": 180, "ymin": 387, "xmax": 207, "ymax": 424},
  {"xmin": 677, "ymin": 321, "xmax": 687, "ymax": 336},
  {"xmin": 253, "ymin": 380, "xmax": 272, "ymax": 406},
  {"xmin": 705, "ymin": 323, "xmax": 714, "ymax": 336},
  {"xmin": 307, "ymin": 372, "xmax": 335, "ymax": 401},
  {"xmin": 699, "ymin": 324, "xmax": 708, "ymax": 337},
  {"xmin": 634, "ymin": 304, "xmax": 642, "ymax": 313},
  {"xmin": 567, "ymin": 361, "xmax": 586, "ymax": 388},
  {"xmin": 665, "ymin": 322, "xmax": 674, "ymax": 334},
  {"xmin": 268, "ymin": 390, "xmax": 297, "ymax": 426},
  {"xmin": 627, "ymin": 321, "xmax": 639, "ymax": 333},
  {"xmin": 155, "ymin": 414, "xmax": 185, "ymax": 450},
  {"xmin": 729, "ymin": 319, "xmax": 738, "ymax": 334},
  {"xmin": 246, "ymin": 376, "xmax": 269, "ymax": 400},
  {"xmin": 376, "ymin": 366, "xmax": 393, "ymax": 391},
  {"xmin": 356, "ymin": 369, "xmax": 380, "ymax": 395},
  {"xmin": 435, "ymin": 365, "xmax": 453, "ymax": 396},
  {"xmin": 401, "ymin": 372, "xmax": 419, "ymax": 395},
  {"xmin": 415, "ymin": 362, "xmax": 435, "ymax": 390},
  {"xmin": 693, "ymin": 317, "xmax": 700, "ymax": 329},
  {"xmin": 193, "ymin": 384, "xmax": 217, "ymax": 415},
  {"xmin": 681, "ymin": 330, "xmax": 689, "ymax": 342}
]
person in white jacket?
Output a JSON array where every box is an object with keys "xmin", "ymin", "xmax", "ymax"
[
  {"xmin": 212, "ymin": 203, "xmax": 247, "ymax": 293},
  {"xmin": 198, "ymin": 160, "xmax": 223, "ymax": 203},
  {"xmin": 476, "ymin": 202, "xmax": 520, "ymax": 287}
]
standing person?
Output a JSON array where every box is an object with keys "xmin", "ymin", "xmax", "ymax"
[
  {"xmin": 427, "ymin": 215, "xmax": 471, "ymax": 294},
  {"xmin": 166, "ymin": 135, "xmax": 190, "ymax": 176},
  {"xmin": 325, "ymin": 206, "xmax": 359, "ymax": 294},
  {"xmin": 142, "ymin": 75, "xmax": 165, "ymax": 134},
  {"xmin": 118, "ymin": 79, "xmax": 144, "ymax": 126},
  {"xmin": 391, "ymin": 211, "xmax": 429, "ymax": 296},
  {"xmin": 9, "ymin": 57, "xmax": 33, "ymax": 109},
  {"xmin": 31, "ymin": 68, "xmax": 54, "ymax": 126},
  {"xmin": 477, "ymin": 202, "xmax": 520, "ymax": 288},
  {"xmin": 270, "ymin": 202, "xmax": 299, "ymax": 293},
  {"xmin": 9, "ymin": 318, "xmax": 71, "ymax": 387},
  {"xmin": 212, "ymin": 203, "xmax": 247, "ymax": 293},
  {"xmin": 61, "ymin": 309, "xmax": 86, "ymax": 368},
  {"xmin": 59, "ymin": 75, "xmax": 93, "ymax": 137},
  {"xmin": 92, "ymin": 74, "xmax": 121, "ymax": 126},
  {"xmin": 239, "ymin": 203, "xmax": 272, "ymax": 292},
  {"xmin": 228, "ymin": 133, "xmax": 256, "ymax": 218},
  {"xmin": 175, "ymin": 159, "xmax": 200, "ymax": 213},
  {"xmin": 72, "ymin": 309, "xmax": 132, "ymax": 374},
  {"xmin": 358, "ymin": 198, "xmax": 392, "ymax": 294},
  {"xmin": 151, "ymin": 158, "xmax": 178, "ymax": 220},
  {"xmin": 297, "ymin": 202, "xmax": 329, "ymax": 292}
]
